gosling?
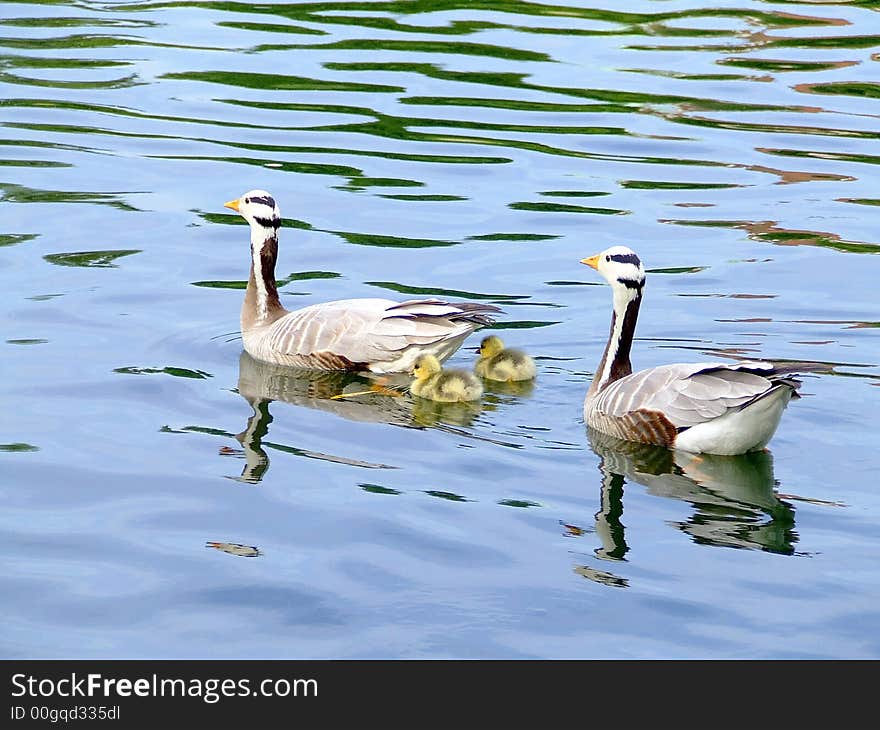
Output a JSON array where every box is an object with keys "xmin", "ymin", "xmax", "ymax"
[
  {"xmin": 410, "ymin": 354, "xmax": 483, "ymax": 403},
  {"xmin": 474, "ymin": 336, "xmax": 536, "ymax": 382}
]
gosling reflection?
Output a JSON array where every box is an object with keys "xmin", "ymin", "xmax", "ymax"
[
  {"xmin": 239, "ymin": 350, "xmax": 491, "ymax": 426},
  {"xmin": 238, "ymin": 351, "xmax": 412, "ymax": 424},
  {"xmin": 481, "ymin": 378, "xmax": 536, "ymax": 398},
  {"xmin": 231, "ymin": 352, "xmax": 488, "ymax": 482},
  {"xmin": 410, "ymin": 396, "xmax": 483, "ymax": 427},
  {"xmin": 586, "ymin": 427, "xmax": 798, "ymax": 557}
]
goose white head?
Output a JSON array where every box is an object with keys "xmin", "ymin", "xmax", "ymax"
[
  {"xmin": 224, "ymin": 189, "xmax": 281, "ymax": 244},
  {"xmin": 581, "ymin": 245, "xmax": 645, "ymax": 308},
  {"xmin": 580, "ymin": 245, "xmax": 645, "ymax": 290}
]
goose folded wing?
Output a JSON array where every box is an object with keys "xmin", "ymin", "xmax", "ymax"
[
  {"xmin": 593, "ymin": 361, "xmax": 787, "ymax": 429},
  {"xmin": 264, "ymin": 298, "xmax": 498, "ymax": 361}
]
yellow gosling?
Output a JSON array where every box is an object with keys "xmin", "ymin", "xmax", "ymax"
[
  {"xmin": 410, "ymin": 354, "xmax": 483, "ymax": 403},
  {"xmin": 474, "ymin": 335, "xmax": 536, "ymax": 382}
]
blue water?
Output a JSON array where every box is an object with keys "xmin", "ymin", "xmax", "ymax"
[{"xmin": 2, "ymin": 0, "xmax": 879, "ymax": 658}]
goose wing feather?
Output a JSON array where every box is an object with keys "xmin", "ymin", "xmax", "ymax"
[
  {"xmin": 263, "ymin": 298, "xmax": 499, "ymax": 362},
  {"xmin": 591, "ymin": 361, "xmax": 792, "ymax": 429}
]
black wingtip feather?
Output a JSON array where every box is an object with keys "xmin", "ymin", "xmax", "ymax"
[{"xmin": 449, "ymin": 302, "xmax": 502, "ymax": 326}]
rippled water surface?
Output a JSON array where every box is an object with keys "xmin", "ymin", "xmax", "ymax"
[{"xmin": 2, "ymin": 0, "xmax": 879, "ymax": 658}]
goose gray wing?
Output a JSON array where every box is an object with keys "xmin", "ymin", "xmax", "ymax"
[
  {"xmin": 589, "ymin": 361, "xmax": 802, "ymax": 430},
  {"xmin": 259, "ymin": 298, "xmax": 499, "ymax": 370}
]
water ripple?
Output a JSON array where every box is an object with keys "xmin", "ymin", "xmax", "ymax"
[{"xmin": 2, "ymin": 0, "xmax": 879, "ymax": 660}]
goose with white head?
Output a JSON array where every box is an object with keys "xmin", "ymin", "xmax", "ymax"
[
  {"xmin": 581, "ymin": 246, "xmax": 808, "ymax": 455},
  {"xmin": 223, "ymin": 190, "xmax": 499, "ymax": 373}
]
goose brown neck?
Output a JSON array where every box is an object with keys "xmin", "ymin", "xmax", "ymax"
[
  {"xmin": 588, "ymin": 290, "xmax": 641, "ymax": 397},
  {"xmin": 242, "ymin": 235, "xmax": 286, "ymax": 331}
]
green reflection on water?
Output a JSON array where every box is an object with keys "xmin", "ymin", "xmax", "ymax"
[
  {"xmin": 163, "ymin": 70, "xmax": 405, "ymax": 94},
  {"xmin": 117, "ymin": 0, "xmax": 847, "ymax": 33},
  {"xmin": 0, "ymin": 32, "xmax": 223, "ymax": 52},
  {"xmin": 796, "ymin": 82, "xmax": 880, "ymax": 100},
  {"xmin": 216, "ymin": 20, "xmax": 326, "ymax": 35},
  {"xmin": 540, "ymin": 190, "xmax": 609, "ymax": 198},
  {"xmin": 378, "ymin": 194, "xmax": 466, "ymax": 201},
  {"xmin": 0, "ymin": 55, "xmax": 131, "ymax": 69},
  {"xmin": 334, "ymin": 230, "xmax": 457, "ymax": 248},
  {"xmin": 114, "ymin": 366, "xmax": 213, "ymax": 379},
  {"xmin": 759, "ymin": 147, "xmax": 880, "ymax": 167},
  {"xmin": 43, "ymin": 250, "xmax": 141, "ymax": 267},
  {"xmin": 327, "ymin": 59, "xmax": 808, "ymax": 114},
  {"xmin": 468, "ymin": 232, "xmax": 559, "ymax": 242},
  {"xmin": 256, "ymin": 38, "xmax": 552, "ymax": 62},
  {"xmin": 159, "ymin": 155, "xmax": 365, "ymax": 179},
  {"xmin": 0, "ymin": 71, "xmax": 141, "ymax": 90},
  {"xmin": 0, "ymin": 442, "xmax": 40, "ymax": 452},
  {"xmin": 202, "ymin": 212, "xmax": 313, "ymax": 230},
  {"xmin": 424, "ymin": 490, "xmax": 469, "ymax": 502},
  {"xmin": 341, "ymin": 176, "xmax": 424, "ymax": 189},
  {"xmin": 193, "ymin": 271, "xmax": 340, "ymax": 290},
  {"xmin": 0, "ymin": 233, "xmax": 38, "ymax": 247},
  {"xmin": 401, "ymin": 96, "xmax": 630, "ymax": 114},
  {"xmin": 365, "ymin": 281, "xmax": 526, "ymax": 302},
  {"xmin": 359, "ymin": 483, "xmax": 402, "ymax": 495},
  {"xmin": 620, "ymin": 180, "xmax": 742, "ymax": 191},
  {"xmin": 666, "ymin": 115, "xmax": 880, "ymax": 141},
  {"xmin": 509, "ymin": 201, "xmax": 628, "ymax": 215},
  {"xmin": 0, "ymin": 159, "xmax": 71, "ymax": 168},
  {"xmin": 717, "ymin": 58, "xmax": 857, "ymax": 73},
  {"xmin": 0, "ymin": 182, "xmax": 137, "ymax": 209},
  {"xmin": 0, "ymin": 17, "xmax": 156, "ymax": 29}
]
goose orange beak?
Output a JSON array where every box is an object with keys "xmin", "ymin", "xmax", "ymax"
[
  {"xmin": 223, "ymin": 199, "xmax": 240, "ymax": 211},
  {"xmin": 580, "ymin": 254, "xmax": 600, "ymax": 269}
]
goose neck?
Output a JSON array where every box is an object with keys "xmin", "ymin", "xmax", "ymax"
[
  {"xmin": 242, "ymin": 232, "xmax": 284, "ymax": 331},
  {"xmin": 588, "ymin": 284, "xmax": 642, "ymax": 398}
]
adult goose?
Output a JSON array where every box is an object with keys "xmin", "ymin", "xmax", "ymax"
[
  {"xmin": 581, "ymin": 246, "xmax": 808, "ymax": 455},
  {"xmin": 223, "ymin": 190, "xmax": 499, "ymax": 373}
]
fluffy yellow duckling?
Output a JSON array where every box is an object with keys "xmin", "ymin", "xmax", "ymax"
[
  {"xmin": 410, "ymin": 354, "xmax": 483, "ymax": 403},
  {"xmin": 474, "ymin": 335, "xmax": 536, "ymax": 382}
]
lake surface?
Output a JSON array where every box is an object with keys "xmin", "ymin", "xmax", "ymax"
[{"xmin": 2, "ymin": 0, "xmax": 879, "ymax": 659}]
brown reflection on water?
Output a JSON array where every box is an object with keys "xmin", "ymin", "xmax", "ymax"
[
  {"xmin": 745, "ymin": 165, "xmax": 855, "ymax": 185},
  {"xmin": 661, "ymin": 217, "xmax": 872, "ymax": 253},
  {"xmin": 206, "ymin": 541, "xmax": 261, "ymax": 558},
  {"xmin": 719, "ymin": 57, "xmax": 858, "ymax": 73}
]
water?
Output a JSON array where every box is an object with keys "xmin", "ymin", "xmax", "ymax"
[{"xmin": 2, "ymin": 0, "xmax": 879, "ymax": 659}]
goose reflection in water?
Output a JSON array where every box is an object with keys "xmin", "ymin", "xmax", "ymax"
[
  {"xmin": 573, "ymin": 427, "xmax": 800, "ymax": 587},
  {"xmin": 227, "ymin": 351, "xmax": 487, "ymax": 483}
]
